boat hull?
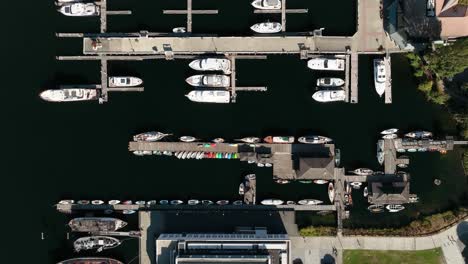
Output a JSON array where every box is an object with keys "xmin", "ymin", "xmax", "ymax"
[
  {"xmin": 312, "ymin": 89, "xmax": 346, "ymax": 102},
  {"xmin": 68, "ymin": 217, "xmax": 127, "ymax": 232},
  {"xmin": 251, "ymin": 22, "xmax": 282, "ymax": 33},
  {"xmin": 40, "ymin": 89, "xmax": 98, "ymax": 102},
  {"xmin": 58, "ymin": 258, "xmax": 122, "ymax": 264},
  {"xmin": 186, "ymin": 90, "xmax": 230, "ymax": 103}
]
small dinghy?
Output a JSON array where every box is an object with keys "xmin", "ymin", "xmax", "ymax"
[
  {"xmin": 350, "ymin": 182, "xmax": 362, "ymax": 189},
  {"xmin": 235, "ymin": 137, "xmax": 260, "ymax": 143},
  {"xmin": 239, "ymin": 183, "xmax": 245, "ymax": 195},
  {"xmin": 407, "ymin": 148, "xmax": 417, "ymax": 152},
  {"xmin": 261, "ymin": 199, "xmax": 284, "ymax": 205},
  {"xmin": 286, "ymin": 201, "xmax": 296, "ymax": 205},
  {"xmin": 201, "ymin": 200, "xmax": 214, "ymax": 205},
  {"xmin": 328, "ymin": 182, "xmax": 335, "ymax": 203},
  {"xmin": 58, "ymin": 3, "xmax": 99, "ymax": 16},
  {"xmin": 377, "ymin": 151, "xmax": 385, "ymax": 165},
  {"xmin": 298, "ymin": 135, "xmax": 333, "ymax": 144},
  {"xmin": 397, "ymin": 163, "xmax": 408, "ymax": 168},
  {"xmin": 74, "ymin": 236, "xmax": 121, "ymax": 252},
  {"xmin": 386, "ymin": 204, "xmax": 405, "ymax": 212},
  {"xmin": 159, "ymin": 200, "xmax": 169, "ymax": 205},
  {"xmin": 188, "ymin": 199, "xmax": 200, "ymax": 205},
  {"xmin": 382, "ymin": 134, "xmax": 397, "ymax": 139},
  {"xmin": 91, "ymin": 200, "xmax": 104, "ymax": 205},
  {"xmin": 133, "ymin": 131, "xmax": 171, "ymax": 142},
  {"xmin": 299, "ymin": 180, "xmax": 312, "ymax": 184},
  {"xmin": 263, "ymin": 136, "xmax": 294, "ymax": 143},
  {"xmin": 122, "ymin": 209, "xmax": 136, "ymax": 215},
  {"xmin": 368, "ymin": 204, "xmax": 384, "ymax": 213},
  {"xmin": 404, "ymin": 131, "xmax": 432, "ymax": 139},
  {"xmin": 312, "ymin": 89, "xmax": 346, "ymax": 102},
  {"xmin": 233, "ymin": 200, "xmax": 243, "ymax": 205},
  {"xmin": 186, "ymin": 74, "xmax": 230, "ymax": 87},
  {"xmin": 146, "ymin": 200, "xmax": 157, "ymax": 205},
  {"xmin": 122, "ymin": 200, "xmax": 133, "ymax": 205},
  {"xmin": 276, "ymin": 179, "xmax": 290, "ymax": 184},
  {"xmin": 172, "ymin": 27, "xmax": 186, "ymax": 33},
  {"xmin": 109, "ymin": 77, "xmax": 143, "ymax": 87},
  {"xmin": 381, "ymin": 128, "xmax": 398, "ymax": 135},
  {"xmin": 212, "ymin": 138, "xmax": 225, "ymax": 143},
  {"xmin": 216, "ymin": 200, "xmax": 229, "ymax": 205},
  {"xmin": 181, "ymin": 152, "xmax": 189, "ymax": 159},
  {"xmin": 170, "ymin": 200, "xmax": 183, "ymax": 205},
  {"xmin": 298, "ymin": 199, "xmax": 323, "ymax": 205},
  {"xmin": 251, "ymin": 22, "xmax": 282, "ymax": 33},
  {"xmin": 251, "ymin": 0, "xmax": 281, "ymax": 10},
  {"xmin": 316, "ymin": 78, "xmax": 345, "ymax": 87},
  {"xmin": 189, "ymin": 58, "xmax": 231, "ymax": 74},
  {"xmin": 180, "ymin": 136, "xmax": 197, "ymax": 142},
  {"xmin": 135, "ymin": 201, "xmax": 146, "ymax": 205},
  {"xmin": 78, "ymin": 200, "xmax": 90, "ymax": 205},
  {"xmin": 313, "ymin": 179, "xmax": 328, "ymax": 184},
  {"xmin": 59, "ymin": 200, "xmax": 74, "ymax": 205},
  {"xmin": 363, "ymin": 187, "xmax": 368, "ymax": 197},
  {"xmin": 351, "ymin": 168, "xmax": 374, "ymax": 176}
]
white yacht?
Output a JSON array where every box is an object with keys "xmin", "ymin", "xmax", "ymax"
[
  {"xmin": 172, "ymin": 27, "xmax": 186, "ymax": 33},
  {"xmin": 316, "ymin": 78, "xmax": 345, "ymax": 87},
  {"xmin": 386, "ymin": 204, "xmax": 405, "ymax": 212},
  {"xmin": 179, "ymin": 136, "xmax": 197, "ymax": 142},
  {"xmin": 40, "ymin": 89, "xmax": 98, "ymax": 102},
  {"xmin": 312, "ymin": 89, "xmax": 346, "ymax": 102},
  {"xmin": 382, "ymin": 134, "xmax": 397, "ymax": 139},
  {"xmin": 328, "ymin": 183, "xmax": 335, "ymax": 203},
  {"xmin": 307, "ymin": 58, "xmax": 345, "ymax": 71},
  {"xmin": 133, "ymin": 132, "xmax": 171, "ymax": 142},
  {"xmin": 373, "ymin": 59, "xmax": 386, "ymax": 97},
  {"xmin": 351, "ymin": 168, "xmax": 374, "ymax": 176},
  {"xmin": 251, "ymin": 0, "xmax": 281, "ymax": 10},
  {"xmin": 381, "ymin": 128, "xmax": 398, "ymax": 135},
  {"xmin": 261, "ymin": 199, "xmax": 284, "ymax": 205},
  {"xmin": 185, "ymin": 75, "xmax": 230, "ymax": 87},
  {"xmin": 189, "ymin": 58, "xmax": 231, "ymax": 74},
  {"xmin": 185, "ymin": 90, "xmax": 230, "ymax": 103},
  {"xmin": 298, "ymin": 136, "xmax": 332, "ymax": 144},
  {"xmin": 251, "ymin": 22, "xmax": 282, "ymax": 33},
  {"xmin": 58, "ymin": 3, "xmax": 99, "ymax": 16},
  {"xmin": 298, "ymin": 199, "xmax": 323, "ymax": 205},
  {"xmin": 109, "ymin": 77, "xmax": 143, "ymax": 87}
]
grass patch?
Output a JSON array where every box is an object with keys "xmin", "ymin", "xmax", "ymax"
[
  {"xmin": 298, "ymin": 226, "xmax": 336, "ymax": 236},
  {"xmin": 343, "ymin": 248, "xmax": 444, "ymax": 264}
]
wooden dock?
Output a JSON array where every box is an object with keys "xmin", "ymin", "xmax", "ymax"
[
  {"xmin": 139, "ymin": 211, "xmax": 151, "ymax": 264},
  {"xmin": 384, "ymin": 54, "xmax": 392, "ymax": 104},
  {"xmin": 163, "ymin": 0, "xmax": 218, "ymax": 33},
  {"xmin": 350, "ymin": 52, "xmax": 358, "ymax": 103}
]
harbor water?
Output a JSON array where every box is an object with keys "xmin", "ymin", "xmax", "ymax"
[{"xmin": 3, "ymin": 0, "xmax": 467, "ymax": 263}]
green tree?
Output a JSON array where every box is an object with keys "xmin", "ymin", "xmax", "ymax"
[{"xmin": 425, "ymin": 38, "xmax": 468, "ymax": 78}]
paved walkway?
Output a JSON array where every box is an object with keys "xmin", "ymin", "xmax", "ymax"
[{"xmin": 291, "ymin": 220, "xmax": 468, "ymax": 264}]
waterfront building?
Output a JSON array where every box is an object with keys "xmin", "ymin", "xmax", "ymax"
[
  {"xmin": 156, "ymin": 228, "xmax": 290, "ymax": 264},
  {"xmin": 368, "ymin": 179, "xmax": 412, "ymax": 205}
]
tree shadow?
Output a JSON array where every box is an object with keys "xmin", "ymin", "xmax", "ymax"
[
  {"xmin": 456, "ymin": 221, "xmax": 468, "ymax": 262},
  {"xmin": 321, "ymin": 253, "xmax": 336, "ymax": 264}
]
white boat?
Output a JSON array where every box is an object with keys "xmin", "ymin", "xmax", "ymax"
[
  {"xmin": 239, "ymin": 183, "xmax": 245, "ymax": 195},
  {"xmin": 368, "ymin": 204, "xmax": 384, "ymax": 213},
  {"xmin": 404, "ymin": 131, "xmax": 432, "ymax": 139},
  {"xmin": 189, "ymin": 58, "xmax": 231, "ymax": 74},
  {"xmin": 363, "ymin": 187, "xmax": 368, "ymax": 197},
  {"xmin": 40, "ymin": 88, "xmax": 98, "ymax": 102},
  {"xmin": 135, "ymin": 201, "xmax": 146, "ymax": 205},
  {"xmin": 251, "ymin": 0, "xmax": 281, "ymax": 10},
  {"xmin": 142, "ymin": 150, "xmax": 152, "ymax": 155},
  {"xmin": 188, "ymin": 199, "xmax": 200, "ymax": 205},
  {"xmin": 351, "ymin": 182, "xmax": 362, "ymax": 189},
  {"xmin": 233, "ymin": 200, "xmax": 243, "ymax": 205},
  {"xmin": 407, "ymin": 148, "xmax": 417, "ymax": 152},
  {"xmin": 180, "ymin": 136, "xmax": 197, "ymax": 142},
  {"xmin": 170, "ymin": 200, "xmax": 183, "ymax": 205},
  {"xmin": 263, "ymin": 136, "xmax": 294, "ymax": 143},
  {"xmin": 307, "ymin": 58, "xmax": 345, "ymax": 71},
  {"xmin": 276, "ymin": 179, "xmax": 290, "ymax": 184},
  {"xmin": 409, "ymin": 195, "xmax": 419, "ymax": 203},
  {"xmin": 196, "ymin": 152, "xmax": 204, "ymax": 159},
  {"xmin": 397, "ymin": 163, "xmax": 408, "ymax": 168},
  {"xmin": 312, "ymin": 89, "xmax": 346, "ymax": 102},
  {"xmin": 91, "ymin": 200, "xmax": 104, "ymax": 205},
  {"xmin": 298, "ymin": 199, "xmax": 323, "ymax": 205},
  {"xmin": 122, "ymin": 209, "xmax": 136, "ymax": 215},
  {"xmin": 78, "ymin": 200, "xmax": 90, "ymax": 205},
  {"xmin": 186, "ymin": 74, "xmax": 230, "ymax": 87},
  {"xmin": 328, "ymin": 182, "xmax": 335, "ymax": 203},
  {"xmin": 235, "ymin": 137, "xmax": 260, "ymax": 143},
  {"xmin": 316, "ymin": 78, "xmax": 345, "ymax": 87},
  {"xmin": 298, "ymin": 136, "xmax": 333, "ymax": 144},
  {"xmin": 286, "ymin": 201, "xmax": 296, "ymax": 205},
  {"xmin": 212, "ymin": 138, "xmax": 225, "ymax": 143},
  {"xmin": 216, "ymin": 200, "xmax": 229, "ymax": 205},
  {"xmin": 185, "ymin": 90, "xmax": 230, "ymax": 103},
  {"xmin": 251, "ymin": 22, "xmax": 282, "ymax": 33},
  {"xmin": 201, "ymin": 200, "xmax": 214, "ymax": 205},
  {"xmin": 122, "ymin": 200, "xmax": 133, "ymax": 205},
  {"xmin": 386, "ymin": 204, "xmax": 405, "ymax": 212},
  {"xmin": 73, "ymin": 236, "xmax": 121, "ymax": 253},
  {"xmin": 182, "ymin": 152, "xmax": 189, "ymax": 159},
  {"xmin": 313, "ymin": 180, "xmax": 328, "ymax": 184},
  {"xmin": 373, "ymin": 59, "xmax": 386, "ymax": 97},
  {"xmin": 159, "ymin": 200, "xmax": 169, "ymax": 205},
  {"xmin": 59, "ymin": 200, "xmax": 74, "ymax": 205},
  {"xmin": 377, "ymin": 151, "xmax": 384, "ymax": 165},
  {"xmin": 133, "ymin": 131, "xmax": 171, "ymax": 142},
  {"xmin": 146, "ymin": 200, "xmax": 157, "ymax": 205},
  {"xmin": 172, "ymin": 27, "xmax": 186, "ymax": 33},
  {"xmin": 382, "ymin": 134, "xmax": 397, "ymax": 139},
  {"xmin": 58, "ymin": 3, "xmax": 99, "ymax": 16},
  {"xmin": 108, "ymin": 77, "xmax": 142, "ymax": 87},
  {"xmin": 261, "ymin": 199, "xmax": 284, "ymax": 205},
  {"xmin": 381, "ymin": 128, "xmax": 398, "ymax": 135},
  {"xmin": 351, "ymin": 168, "xmax": 374, "ymax": 176},
  {"xmin": 257, "ymin": 163, "xmax": 265, "ymax": 167}
]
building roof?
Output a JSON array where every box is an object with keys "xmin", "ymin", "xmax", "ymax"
[
  {"xmin": 436, "ymin": 0, "xmax": 468, "ymax": 38},
  {"xmin": 368, "ymin": 181, "xmax": 411, "ymax": 205},
  {"xmin": 295, "ymin": 157, "xmax": 335, "ymax": 180}
]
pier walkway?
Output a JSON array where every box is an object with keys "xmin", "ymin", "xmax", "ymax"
[{"xmin": 139, "ymin": 211, "xmax": 151, "ymax": 264}]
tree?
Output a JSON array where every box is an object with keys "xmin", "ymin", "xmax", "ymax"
[{"xmin": 425, "ymin": 38, "xmax": 468, "ymax": 79}]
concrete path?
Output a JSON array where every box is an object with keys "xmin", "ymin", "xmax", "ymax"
[{"xmin": 290, "ymin": 219, "xmax": 468, "ymax": 264}]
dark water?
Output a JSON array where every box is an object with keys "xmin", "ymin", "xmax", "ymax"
[{"xmin": 3, "ymin": 0, "xmax": 467, "ymax": 263}]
